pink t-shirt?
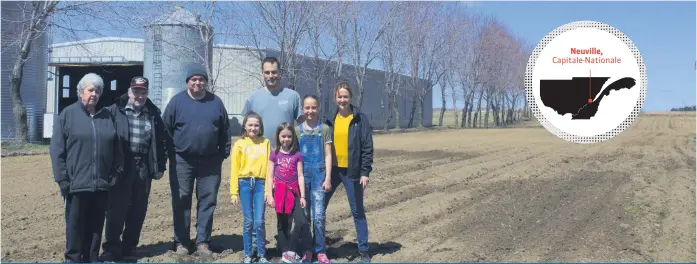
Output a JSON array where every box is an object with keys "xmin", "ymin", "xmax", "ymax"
[{"xmin": 269, "ymin": 150, "xmax": 303, "ymax": 184}]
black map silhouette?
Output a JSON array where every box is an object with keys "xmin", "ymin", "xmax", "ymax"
[{"xmin": 539, "ymin": 77, "xmax": 636, "ymax": 119}]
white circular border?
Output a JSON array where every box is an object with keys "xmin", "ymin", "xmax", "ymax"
[{"xmin": 525, "ymin": 20, "xmax": 647, "ymax": 144}]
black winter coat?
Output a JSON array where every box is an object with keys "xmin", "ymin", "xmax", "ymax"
[
  {"xmin": 50, "ymin": 100, "xmax": 124, "ymax": 193},
  {"xmin": 324, "ymin": 104, "xmax": 374, "ymax": 181},
  {"xmin": 107, "ymin": 93, "xmax": 168, "ymax": 178}
]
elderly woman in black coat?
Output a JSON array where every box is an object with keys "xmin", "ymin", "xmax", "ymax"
[{"xmin": 50, "ymin": 72, "xmax": 124, "ymax": 263}]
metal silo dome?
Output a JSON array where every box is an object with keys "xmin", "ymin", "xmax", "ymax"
[{"xmin": 143, "ymin": 6, "xmax": 213, "ymax": 111}]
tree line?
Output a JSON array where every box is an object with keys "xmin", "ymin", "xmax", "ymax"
[
  {"xmin": 670, "ymin": 106, "xmax": 696, "ymax": 112},
  {"xmin": 229, "ymin": 2, "xmax": 533, "ymax": 130},
  {"xmin": 4, "ymin": 1, "xmax": 532, "ymax": 143}
]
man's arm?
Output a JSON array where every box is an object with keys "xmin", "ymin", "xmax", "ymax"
[
  {"xmin": 105, "ymin": 106, "xmax": 124, "ymax": 185},
  {"xmin": 162, "ymin": 97, "xmax": 176, "ymax": 138},
  {"xmin": 49, "ymin": 112, "xmax": 70, "ymax": 193},
  {"xmin": 295, "ymin": 92, "xmax": 304, "ymax": 124},
  {"xmin": 241, "ymin": 97, "xmax": 251, "ymax": 116},
  {"xmin": 219, "ymin": 102, "xmax": 232, "ymax": 161},
  {"xmin": 154, "ymin": 113, "xmax": 168, "ymax": 172},
  {"xmin": 162, "ymin": 97, "xmax": 178, "ymax": 160},
  {"xmin": 111, "ymin": 123, "xmax": 125, "ymax": 186}
]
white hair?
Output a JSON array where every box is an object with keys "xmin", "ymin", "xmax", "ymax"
[{"xmin": 77, "ymin": 73, "xmax": 104, "ymax": 95}]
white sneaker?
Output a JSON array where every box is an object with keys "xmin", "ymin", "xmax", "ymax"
[{"xmin": 282, "ymin": 251, "xmax": 298, "ymax": 263}]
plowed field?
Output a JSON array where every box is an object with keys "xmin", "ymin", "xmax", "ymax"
[{"xmin": 2, "ymin": 113, "xmax": 695, "ymax": 262}]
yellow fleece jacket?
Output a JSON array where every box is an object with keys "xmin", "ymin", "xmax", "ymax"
[{"xmin": 230, "ymin": 136, "xmax": 271, "ymax": 199}]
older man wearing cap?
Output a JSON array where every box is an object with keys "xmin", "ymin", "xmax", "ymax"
[
  {"xmin": 101, "ymin": 76, "xmax": 169, "ymax": 261},
  {"xmin": 163, "ymin": 72, "xmax": 231, "ymax": 257}
]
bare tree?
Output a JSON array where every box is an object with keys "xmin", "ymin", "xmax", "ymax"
[
  {"xmin": 3, "ymin": 1, "xmax": 56, "ymax": 143},
  {"xmin": 476, "ymin": 20, "xmax": 527, "ymax": 128},
  {"xmin": 301, "ymin": 3, "xmax": 337, "ymax": 117},
  {"xmin": 2, "ymin": 1, "xmax": 134, "ymax": 143},
  {"xmin": 326, "ymin": 2, "xmax": 351, "ymax": 81},
  {"xmin": 478, "ymin": 20, "xmax": 506, "ymax": 128},
  {"xmin": 508, "ymin": 39, "xmax": 531, "ymax": 123},
  {"xmin": 401, "ymin": 2, "xmax": 449, "ymax": 128},
  {"xmin": 438, "ymin": 3, "xmax": 465, "ymax": 127},
  {"xmin": 237, "ymin": 2, "xmax": 313, "ymax": 90},
  {"xmin": 192, "ymin": 2, "xmax": 240, "ymax": 96},
  {"xmin": 451, "ymin": 12, "xmax": 485, "ymax": 128},
  {"xmin": 377, "ymin": 2, "xmax": 406, "ymax": 130},
  {"xmin": 265, "ymin": 1, "xmax": 312, "ymax": 90},
  {"xmin": 464, "ymin": 15, "xmax": 503, "ymax": 128},
  {"xmin": 347, "ymin": 2, "xmax": 385, "ymax": 110},
  {"xmin": 450, "ymin": 75, "xmax": 461, "ymax": 127}
]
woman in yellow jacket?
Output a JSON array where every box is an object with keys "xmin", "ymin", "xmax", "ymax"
[{"xmin": 230, "ymin": 111, "xmax": 272, "ymax": 263}]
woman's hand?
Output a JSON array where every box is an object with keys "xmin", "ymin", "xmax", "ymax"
[
  {"xmin": 360, "ymin": 176, "xmax": 369, "ymax": 190},
  {"xmin": 231, "ymin": 196, "xmax": 239, "ymax": 206},
  {"xmin": 300, "ymin": 197, "xmax": 307, "ymax": 208},
  {"xmin": 322, "ymin": 179, "xmax": 332, "ymax": 193}
]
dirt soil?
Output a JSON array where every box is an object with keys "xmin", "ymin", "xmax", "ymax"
[{"xmin": 2, "ymin": 113, "xmax": 695, "ymax": 262}]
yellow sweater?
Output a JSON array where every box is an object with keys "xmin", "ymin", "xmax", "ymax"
[{"xmin": 230, "ymin": 136, "xmax": 271, "ymax": 199}]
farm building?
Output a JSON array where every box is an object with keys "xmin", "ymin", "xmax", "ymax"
[{"xmin": 39, "ymin": 8, "xmax": 432, "ymax": 138}]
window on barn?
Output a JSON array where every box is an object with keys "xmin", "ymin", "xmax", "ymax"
[
  {"xmin": 62, "ymin": 75, "xmax": 69, "ymax": 88},
  {"xmin": 62, "ymin": 75, "xmax": 70, "ymax": 98}
]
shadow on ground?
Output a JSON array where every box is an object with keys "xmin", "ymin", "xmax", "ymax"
[
  {"xmin": 127, "ymin": 233, "xmax": 400, "ymax": 262},
  {"xmin": 327, "ymin": 241, "xmax": 403, "ymax": 261},
  {"xmin": 127, "ymin": 234, "xmax": 244, "ymax": 262}
]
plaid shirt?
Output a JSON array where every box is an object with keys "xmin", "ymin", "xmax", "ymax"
[{"xmin": 125, "ymin": 104, "xmax": 152, "ymax": 156}]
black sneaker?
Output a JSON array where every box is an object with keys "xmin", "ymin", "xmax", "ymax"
[
  {"xmin": 359, "ymin": 251, "xmax": 371, "ymax": 263},
  {"xmin": 99, "ymin": 251, "xmax": 122, "ymax": 262}
]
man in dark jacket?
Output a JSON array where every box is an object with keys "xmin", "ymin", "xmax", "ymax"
[
  {"xmin": 50, "ymin": 72, "xmax": 124, "ymax": 263},
  {"xmin": 100, "ymin": 76, "xmax": 168, "ymax": 261},
  {"xmin": 163, "ymin": 72, "xmax": 231, "ymax": 257}
]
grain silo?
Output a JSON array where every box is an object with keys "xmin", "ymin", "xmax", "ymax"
[
  {"xmin": 143, "ymin": 6, "xmax": 213, "ymax": 111},
  {"xmin": 1, "ymin": 1, "xmax": 49, "ymax": 143}
]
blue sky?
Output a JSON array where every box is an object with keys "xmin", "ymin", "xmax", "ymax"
[
  {"xmin": 433, "ymin": 1, "xmax": 696, "ymax": 111},
  {"xmin": 53, "ymin": 1, "xmax": 695, "ymax": 112}
]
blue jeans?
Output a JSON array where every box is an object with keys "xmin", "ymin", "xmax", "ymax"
[
  {"xmin": 324, "ymin": 167, "xmax": 369, "ymax": 253},
  {"xmin": 302, "ymin": 167, "xmax": 328, "ymax": 253},
  {"xmin": 239, "ymin": 178, "xmax": 266, "ymax": 257}
]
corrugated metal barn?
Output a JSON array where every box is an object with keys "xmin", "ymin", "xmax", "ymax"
[
  {"xmin": 2, "ymin": 1, "xmax": 49, "ymax": 143},
  {"xmin": 43, "ymin": 9, "xmax": 431, "ymax": 138}
]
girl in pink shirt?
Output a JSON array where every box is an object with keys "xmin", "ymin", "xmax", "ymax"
[{"xmin": 267, "ymin": 122, "xmax": 310, "ymax": 263}]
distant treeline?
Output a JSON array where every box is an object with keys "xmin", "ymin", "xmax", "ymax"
[{"xmin": 670, "ymin": 106, "xmax": 696, "ymax": 112}]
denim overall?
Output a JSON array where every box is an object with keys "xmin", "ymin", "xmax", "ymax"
[{"xmin": 297, "ymin": 122, "xmax": 328, "ymax": 253}]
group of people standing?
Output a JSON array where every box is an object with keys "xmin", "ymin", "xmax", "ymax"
[{"xmin": 49, "ymin": 56, "xmax": 375, "ymax": 263}]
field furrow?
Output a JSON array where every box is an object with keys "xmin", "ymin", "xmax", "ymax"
[{"xmin": 1, "ymin": 113, "xmax": 694, "ymax": 263}]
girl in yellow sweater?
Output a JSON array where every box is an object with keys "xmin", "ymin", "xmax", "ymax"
[{"xmin": 230, "ymin": 111, "xmax": 272, "ymax": 263}]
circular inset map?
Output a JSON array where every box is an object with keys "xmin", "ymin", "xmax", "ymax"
[{"xmin": 525, "ymin": 21, "xmax": 647, "ymax": 144}]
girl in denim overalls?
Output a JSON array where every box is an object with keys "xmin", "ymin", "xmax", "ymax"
[{"xmin": 295, "ymin": 95, "xmax": 333, "ymax": 263}]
